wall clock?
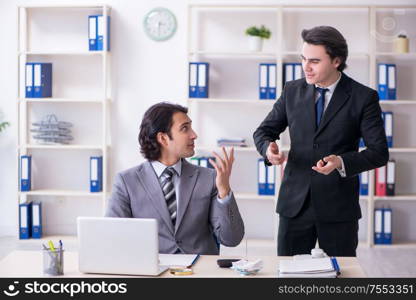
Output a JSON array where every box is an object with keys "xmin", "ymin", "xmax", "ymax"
[{"xmin": 143, "ymin": 7, "xmax": 177, "ymax": 41}]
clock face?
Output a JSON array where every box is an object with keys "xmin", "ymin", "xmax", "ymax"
[{"xmin": 143, "ymin": 7, "xmax": 177, "ymax": 41}]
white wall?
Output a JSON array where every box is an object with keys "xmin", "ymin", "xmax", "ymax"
[{"xmin": 1, "ymin": 0, "xmax": 415, "ymax": 238}]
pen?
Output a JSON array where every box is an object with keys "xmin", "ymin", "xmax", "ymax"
[
  {"xmin": 187, "ymin": 254, "xmax": 200, "ymax": 268},
  {"xmin": 48, "ymin": 240, "xmax": 56, "ymax": 252},
  {"xmin": 331, "ymin": 257, "xmax": 341, "ymax": 275},
  {"xmin": 59, "ymin": 240, "xmax": 63, "ymax": 250}
]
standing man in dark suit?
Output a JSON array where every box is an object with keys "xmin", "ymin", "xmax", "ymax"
[
  {"xmin": 253, "ymin": 26, "xmax": 388, "ymax": 256},
  {"xmin": 106, "ymin": 102, "xmax": 244, "ymax": 255}
]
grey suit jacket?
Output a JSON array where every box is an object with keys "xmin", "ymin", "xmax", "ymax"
[{"xmin": 105, "ymin": 159, "xmax": 245, "ymax": 255}]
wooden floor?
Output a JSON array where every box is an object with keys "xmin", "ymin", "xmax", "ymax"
[{"xmin": 0, "ymin": 236, "xmax": 415, "ymax": 277}]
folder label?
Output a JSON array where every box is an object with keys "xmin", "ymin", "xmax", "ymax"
[
  {"xmin": 34, "ymin": 64, "xmax": 41, "ymax": 87},
  {"xmin": 21, "ymin": 206, "xmax": 28, "ymax": 228},
  {"xmin": 91, "ymin": 159, "xmax": 98, "ymax": 181}
]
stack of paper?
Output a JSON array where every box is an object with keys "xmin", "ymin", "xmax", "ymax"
[
  {"xmin": 158, "ymin": 254, "xmax": 198, "ymax": 268},
  {"xmin": 278, "ymin": 257, "xmax": 338, "ymax": 278}
]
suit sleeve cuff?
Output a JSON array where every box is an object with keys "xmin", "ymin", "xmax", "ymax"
[
  {"xmin": 336, "ymin": 155, "xmax": 347, "ymax": 178},
  {"xmin": 217, "ymin": 191, "xmax": 233, "ymax": 204}
]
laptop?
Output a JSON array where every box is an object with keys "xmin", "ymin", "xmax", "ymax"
[{"xmin": 77, "ymin": 217, "xmax": 169, "ymax": 276}]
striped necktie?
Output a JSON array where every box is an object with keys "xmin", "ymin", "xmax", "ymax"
[{"xmin": 160, "ymin": 167, "xmax": 177, "ymax": 226}]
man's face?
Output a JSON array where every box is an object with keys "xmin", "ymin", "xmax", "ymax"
[
  {"xmin": 163, "ymin": 112, "xmax": 197, "ymax": 159},
  {"xmin": 301, "ymin": 42, "xmax": 340, "ymax": 86}
]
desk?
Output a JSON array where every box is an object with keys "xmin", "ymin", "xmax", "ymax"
[{"xmin": 0, "ymin": 251, "xmax": 366, "ymax": 278}]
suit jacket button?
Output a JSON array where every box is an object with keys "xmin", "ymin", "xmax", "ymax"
[{"xmin": 313, "ymin": 143, "xmax": 319, "ymax": 149}]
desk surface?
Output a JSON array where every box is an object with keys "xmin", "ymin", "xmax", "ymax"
[{"xmin": 0, "ymin": 251, "xmax": 366, "ymax": 278}]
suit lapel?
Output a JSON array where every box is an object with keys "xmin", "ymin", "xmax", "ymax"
[
  {"xmin": 136, "ymin": 161, "xmax": 175, "ymax": 234},
  {"xmin": 300, "ymin": 82, "xmax": 316, "ymax": 131},
  {"xmin": 176, "ymin": 159, "xmax": 199, "ymax": 233},
  {"xmin": 315, "ymin": 73, "xmax": 351, "ymax": 137}
]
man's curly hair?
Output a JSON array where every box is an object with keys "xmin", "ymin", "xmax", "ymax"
[{"xmin": 138, "ymin": 102, "xmax": 188, "ymax": 161}]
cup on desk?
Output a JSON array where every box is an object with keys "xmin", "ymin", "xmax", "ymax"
[{"xmin": 42, "ymin": 247, "xmax": 64, "ymax": 276}]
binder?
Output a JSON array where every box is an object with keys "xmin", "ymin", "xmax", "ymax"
[
  {"xmin": 97, "ymin": 15, "xmax": 111, "ymax": 51},
  {"xmin": 197, "ymin": 63, "xmax": 209, "ymax": 98},
  {"xmin": 20, "ymin": 155, "xmax": 31, "ymax": 192},
  {"xmin": 199, "ymin": 157, "xmax": 208, "ymax": 168},
  {"xmin": 359, "ymin": 171, "xmax": 369, "ymax": 196},
  {"xmin": 90, "ymin": 156, "xmax": 103, "ymax": 192},
  {"xmin": 283, "ymin": 63, "xmax": 293, "ymax": 86},
  {"xmin": 374, "ymin": 208, "xmax": 383, "ymax": 244},
  {"xmin": 258, "ymin": 159, "xmax": 267, "ymax": 195},
  {"xmin": 375, "ymin": 166, "xmax": 386, "ymax": 196},
  {"xmin": 386, "ymin": 160, "xmax": 396, "ymax": 196},
  {"xmin": 294, "ymin": 63, "xmax": 303, "ymax": 80},
  {"xmin": 387, "ymin": 64, "xmax": 396, "ymax": 100},
  {"xmin": 268, "ymin": 64, "xmax": 276, "ymax": 99},
  {"xmin": 207, "ymin": 156, "xmax": 215, "ymax": 169},
  {"xmin": 259, "ymin": 64, "xmax": 268, "ymax": 99},
  {"xmin": 25, "ymin": 63, "xmax": 34, "ymax": 98},
  {"xmin": 189, "ymin": 157, "xmax": 200, "ymax": 166},
  {"xmin": 383, "ymin": 111, "xmax": 393, "ymax": 148},
  {"xmin": 383, "ymin": 207, "xmax": 392, "ymax": 244},
  {"xmin": 19, "ymin": 202, "xmax": 32, "ymax": 239},
  {"xmin": 88, "ymin": 15, "xmax": 97, "ymax": 50},
  {"xmin": 378, "ymin": 63, "xmax": 388, "ymax": 100},
  {"xmin": 33, "ymin": 63, "xmax": 52, "ymax": 98},
  {"xmin": 189, "ymin": 63, "xmax": 198, "ymax": 98},
  {"xmin": 31, "ymin": 202, "xmax": 42, "ymax": 239},
  {"xmin": 266, "ymin": 165, "xmax": 275, "ymax": 195}
]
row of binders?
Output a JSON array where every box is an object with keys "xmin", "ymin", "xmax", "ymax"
[
  {"xmin": 374, "ymin": 207, "xmax": 392, "ymax": 244},
  {"xmin": 19, "ymin": 201, "xmax": 42, "ymax": 239},
  {"xmin": 19, "ymin": 155, "xmax": 103, "ymax": 193},
  {"xmin": 189, "ymin": 156, "xmax": 215, "ymax": 169},
  {"xmin": 378, "ymin": 63, "xmax": 396, "ymax": 100},
  {"xmin": 188, "ymin": 62, "xmax": 399, "ymax": 101},
  {"xmin": 260, "ymin": 63, "xmax": 306, "ymax": 99},
  {"xmin": 88, "ymin": 15, "xmax": 111, "ymax": 51},
  {"xmin": 359, "ymin": 160, "xmax": 396, "ymax": 196},
  {"xmin": 25, "ymin": 63, "xmax": 52, "ymax": 98},
  {"xmin": 359, "ymin": 111, "xmax": 393, "ymax": 148},
  {"xmin": 258, "ymin": 159, "xmax": 276, "ymax": 195},
  {"xmin": 188, "ymin": 62, "xmax": 304, "ymax": 100},
  {"xmin": 189, "ymin": 62, "xmax": 209, "ymax": 98}
]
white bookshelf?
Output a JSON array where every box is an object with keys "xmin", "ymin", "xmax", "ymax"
[
  {"xmin": 17, "ymin": 5, "xmax": 111, "ymax": 239},
  {"xmin": 18, "ymin": 190, "xmax": 103, "ymax": 197},
  {"xmin": 187, "ymin": 4, "xmax": 416, "ymax": 248}
]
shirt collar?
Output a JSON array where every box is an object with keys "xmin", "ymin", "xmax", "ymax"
[
  {"xmin": 315, "ymin": 72, "xmax": 342, "ymax": 94},
  {"xmin": 151, "ymin": 159, "xmax": 182, "ymax": 178}
]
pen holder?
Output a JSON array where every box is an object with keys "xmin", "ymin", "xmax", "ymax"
[{"xmin": 43, "ymin": 248, "xmax": 64, "ymax": 276}]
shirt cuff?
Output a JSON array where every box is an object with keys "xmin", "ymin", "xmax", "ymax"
[
  {"xmin": 336, "ymin": 156, "xmax": 347, "ymax": 177},
  {"xmin": 217, "ymin": 191, "xmax": 232, "ymax": 204}
]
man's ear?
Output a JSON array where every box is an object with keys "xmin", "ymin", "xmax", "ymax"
[
  {"xmin": 333, "ymin": 57, "xmax": 341, "ymax": 69},
  {"xmin": 156, "ymin": 132, "xmax": 168, "ymax": 147}
]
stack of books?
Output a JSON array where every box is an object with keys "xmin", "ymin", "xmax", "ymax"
[
  {"xmin": 216, "ymin": 137, "xmax": 247, "ymax": 148},
  {"xmin": 278, "ymin": 257, "xmax": 340, "ymax": 278}
]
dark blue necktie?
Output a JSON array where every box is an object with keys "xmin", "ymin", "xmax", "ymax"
[{"xmin": 315, "ymin": 87, "xmax": 329, "ymax": 128}]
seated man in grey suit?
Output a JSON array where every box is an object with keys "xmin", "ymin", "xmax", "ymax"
[{"xmin": 106, "ymin": 102, "xmax": 245, "ymax": 254}]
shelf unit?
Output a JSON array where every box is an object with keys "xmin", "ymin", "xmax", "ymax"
[
  {"xmin": 17, "ymin": 5, "xmax": 111, "ymax": 238},
  {"xmin": 187, "ymin": 4, "xmax": 416, "ymax": 250}
]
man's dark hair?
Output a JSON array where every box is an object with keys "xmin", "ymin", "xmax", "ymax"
[
  {"xmin": 138, "ymin": 102, "xmax": 188, "ymax": 161},
  {"xmin": 301, "ymin": 26, "xmax": 348, "ymax": 72}
]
